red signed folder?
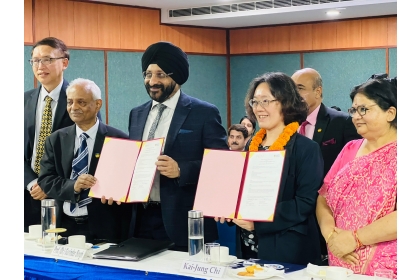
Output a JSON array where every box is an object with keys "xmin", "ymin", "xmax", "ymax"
[
  {"xmin": 193, "ymin": 149, "xmax": 286, "ymax": 221},
  {"xmin": 88, "ymin": 137, "xmax": 164, "ymax": 203}
]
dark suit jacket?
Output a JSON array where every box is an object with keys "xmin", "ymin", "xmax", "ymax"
[
  {"xmin": 313, "ymin": 103, "xmax": 361, "ymax": 177},
  {"xmin": 37, "ymin": 122, "xmax": 131, "ymax": 243},
  {"xmin": 236, "ymin": 133, "xmax": 323, "ymax": 265},
  {"xmin": 128, "ymin": 91, "xmax": 228, "ymax": 247}
]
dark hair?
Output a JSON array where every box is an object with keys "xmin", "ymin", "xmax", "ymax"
[
  {"xmin": 239, "ymin": 115, "xmax": 256, "ymax": 133},
  {"xmin": 350, "ymin": 76, "xmax": 397, "ymax": 128},
  {"xmin": 31, "ymin": 37, "xmax": 70, "ymax": 60},
  {"xmin": 244, "ymin": 72, "xmax": 308, "ymax": 125},
  {"xmin": 228, "ymin": 124, "xmax": 249, "ymax": 139}
]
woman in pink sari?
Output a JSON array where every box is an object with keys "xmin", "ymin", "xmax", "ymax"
[{"xmin": 316, "ymin": 76, "xmax": 397, "ymax": 277}]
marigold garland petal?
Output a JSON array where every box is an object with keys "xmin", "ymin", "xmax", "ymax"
[{"xmin": 249, "ymin": 122, "xmax": 299, "ymax": 151}]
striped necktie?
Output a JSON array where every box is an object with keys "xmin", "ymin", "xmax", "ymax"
[
  {"xmin": 148, "ymin": 103, "xmax": 167, "ymax": 140},
  {"xmin": 70, "ymin": 133, "xmax": 92, "ymax": 212},
  {"xmin": 34, "ymin": 96, "xmax": 53, "ymax": 175}
]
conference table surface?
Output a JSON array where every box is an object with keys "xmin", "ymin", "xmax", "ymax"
[{"xmin": 24, "ymin": 236, "xmax": 376, "ymax": 280}]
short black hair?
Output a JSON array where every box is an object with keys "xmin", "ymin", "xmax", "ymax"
[
  {"xmin": 31, "ymin": 37, "xmax": 70, "ymax": 60},
  {"xmin": 228, "ymin": 124, "xmax": 249, "ymax": 139}
]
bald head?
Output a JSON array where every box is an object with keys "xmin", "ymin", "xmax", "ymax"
[{"xmin": 291, "ymin": 68, "xmax": 323, "ymax": 114}]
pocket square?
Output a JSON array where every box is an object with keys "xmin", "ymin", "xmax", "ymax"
[
  {"xmin": 322, "ymin": 138, "xmax": 336, "ymax": 146},
  {"xmin": 179, "ymin": 129, "xmax": 193, "ymax": 134}
]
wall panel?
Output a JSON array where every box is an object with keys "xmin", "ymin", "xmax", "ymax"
[
  {"xmin": 229, "ymin": 29, "xmax": 249, "ymax": 54},
  {"xmin": 98, "ymin": 4, "xmax": 121, "ymax": 49},
  {"xmin": 48, "ymin": 0, "xmax": 75, "ymax": 46},
  {"xmin": 267, "ymin": 26, "xmax": 290, "ymax": 53},
  {"xmin": 389, "ymin": 48, "xmax": 397, "ymax": 78},
  {"xmin": 73, "ymin": 2, "xmax": 99, "ymax": 48},
  {"xmin": 24, "ymin": 0, "xmax": 33, "ymax": 43},
  {"xmin": 247, "ymin": 28, "xmax": 269, "ymax": 53},
  {"xmin": 107, "ymin": 51, "xmax": 144, "ymax": 132},
  {"xmin": 33, "ymin": 0, "xmax": 49, "ymax": 41},
  {"xmin": 140, "ymin": 9, "xmax": 161, "ymax": 50},
  {"xmin": 312, "ymin": 22, "xmax": 337, "ymax": 50},
  {"xmin": 361, "ymin": 18, "xmax": 388, "ymax": 47},
  {"xmin": 336, "ymin": 20, "xmax": 362, "ymax": 49},
  {"xmin": 160, "ymin": 25, "xmax": 181, "ymax": 49},
  {"xmin": 25, "ymin": 46, "xmax": 35, "ymax": 92},
  {"xmin": 64, "ymin": 50, "xmax": 106, "ymax": 121},
  {"xmin": 290, "ymin": 24, "xmax": 313, "ymax": 51},
  {"xmin": 387, "ymin": 17, "xmax": 397, "ymax": 46},
  {"xmin": 303, "ymin": 49, "xmax": 387, "ymax": 111},
  {"xmin": 183, "ymin": 55, "xmax": 228, "ymax": 127},
  {"xmin": 230, "ymin": 54, "xmax": 300, "ymax": 125}
]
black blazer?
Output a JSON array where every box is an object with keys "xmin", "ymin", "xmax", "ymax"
[
  {"xmin": 313, "ymin": 103, "xmax": 361, "ymax": 177},
  {"xmin": 236, "ymin": 133, "xmax": 323, "ymax": 265},
  {"xmin": 128, "ymin": 91, "xmax": 228, "ymax": 247},
  {"xmin": 38, "ymin": 122, "xmax": 131, "ymax": 243}
]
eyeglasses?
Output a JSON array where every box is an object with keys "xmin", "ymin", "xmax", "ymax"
[
  {"xmin": 248, "ymin": 99, "xmax": 278, "ymax": 108},
  {"xmin": 348, "ymin": 104, "xmax": 377, "ymax": 117},
  {"xmin": 29, "ymin": 57, "xmax": 66, "ymax": 66},
  {"xmin": 142, "ymin": 71, "xmax": 173, "ymax": 80}
]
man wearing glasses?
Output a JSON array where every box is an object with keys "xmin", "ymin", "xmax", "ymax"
[
  {"xmin": 291, "ymin": 68, "xmax": 361, "ymax": 264},
  {"xmin": 128, "ymin": 41, "xmax": 228, "ymax": 251},
  {"xmin": 24, "ymin": 37, "xmax": 74, "ymax": 232}
]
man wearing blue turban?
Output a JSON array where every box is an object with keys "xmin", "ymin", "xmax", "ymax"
[{"xmin": 128, "ymin": 41, "xmax": 228, "ymax": 251}]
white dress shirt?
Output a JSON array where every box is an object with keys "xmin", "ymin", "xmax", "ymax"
[
  {"xmin": 63, "ymin": 118, "xmax": 99, "ymax": 217},
  {"xmin": 142, "ymin": 90, "xmax": 181, "ymax": 202},
  {"xmin": 27, "ymin": 80, "xmax": 64, "ymax": 191}
]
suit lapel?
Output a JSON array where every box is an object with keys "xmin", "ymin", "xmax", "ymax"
[
  {"xmin": 90, "ymin": 122, "xmax": 107, "ymax": 175},
  {"xmin": 313, "ymin": 103, "xmax": 328, "ymax": 144},
  {"xmin": 25, "ymin": 87, "xmax": 41, "ymax": 154},
  {"xmin": 132, "ymin": 102, "xmax": 152, "ymax": 140},
  {"xmin": 53, "ymin": 80, "xmax": 69, "ymax": 131},
  {"xmin": 62, "ymin": 125, "xmax": 77, "ymax": 178},
  {"xmin": 277, "ymin": 133, "xmax": 296, "ymax": 202},
  {"xmin": 164, "ymin": 92, "xmax": 191, "ymax": 153}
]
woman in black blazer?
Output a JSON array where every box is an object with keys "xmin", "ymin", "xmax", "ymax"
[{"xmin": 217, "ymin": 72, "xmax": 323, "ymax": 265}]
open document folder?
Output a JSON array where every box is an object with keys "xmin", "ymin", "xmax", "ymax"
[
  {"xmin": 193, "ymin": 149, "xmax": 286, "ymax": 221},
  {"xmin": 88, "ymin": 137, "xmax": 164, "ymax": 203}
]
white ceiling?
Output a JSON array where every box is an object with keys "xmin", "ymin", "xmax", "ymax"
[{"xmin": 91, "ymin": 0, "xmax": 397, "ymax": 29}]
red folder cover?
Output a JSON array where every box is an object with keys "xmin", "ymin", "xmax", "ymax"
[
  {"xmin": 193, "ymin": 148, "xmax": 286, "ymax": 221},
  {"xmin": 88, "ymin": 137, "xmax": 164, "ymax": 203}
]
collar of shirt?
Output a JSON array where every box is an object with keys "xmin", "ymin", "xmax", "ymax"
[
  {"xmin": 40, "ymin": 79, "xmax": 64, "ymax": 102},
  {"xmin": 307, "ymin": 103, "xmax": 321, "ymax": 126},
  {"xmin": 151, "ymin": 89, "xmax": 181, "ymax": 111},
  {"xmin": 75, "ymin": 117, "xmax": 99, "ymax": 144}
]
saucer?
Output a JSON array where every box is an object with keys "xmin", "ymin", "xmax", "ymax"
[
  {"xmin": 24, "ymin": 234, "xmax": 41, "ymax": 240},
  {"xmin": 65, "ymin": 243, "xmax": 93, "ymax": 250},
  {"xmin": 220, "ymin": 255, "xmax": 237, "ymax": 265}
]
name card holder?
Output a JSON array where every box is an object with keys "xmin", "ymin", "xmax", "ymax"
[
  {"xmin": 180, "ymin": 260, "xmax": 226, "ymax": 278},
  {"xmin": 51, "ymin": 244, "xmax": 87, "ymax": 260}
]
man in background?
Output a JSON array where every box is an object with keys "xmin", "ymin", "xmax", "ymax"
[
  {"xmin": 24, "ymin": 37, "xmax": 74, "ymax": 232},
  {"xmin": 37, "ymin": 78, "xmax": 130, "ymax": 243},
  {"xmin": 128, "ymin": 41, "xmax": 228, "ymax": 251},
  {"xmin": 291, "ymin": 67, "xmax": 361, "ymax": 263},
  {"xmin": 227, "ymin": 124, "xmax": 248, "ymax": 151}
]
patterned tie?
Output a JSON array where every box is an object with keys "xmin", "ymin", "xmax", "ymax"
[
  {"xmin": 148, "ymin": 103, "xmax": 167, "ymax": 140},
  {"xmin": 70, "ymin": 133, "xmax": 92, "ymax": 213},
  {"xmin": 299, "ymin": 120, "xmax": 309, "ymax": 136},
  {"xmin": 34, "ymin": 96, "xmax": 53, "ymax": 175}
]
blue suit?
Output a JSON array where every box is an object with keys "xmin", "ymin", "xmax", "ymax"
[{"xmin": 128, "ymin": 91, "xmax": 228, "ymax": 247}]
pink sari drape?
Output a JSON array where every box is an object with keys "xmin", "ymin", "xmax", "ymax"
[{"xmin": 319, "ymin": 139, "xmax": 397, "ymax": 277}]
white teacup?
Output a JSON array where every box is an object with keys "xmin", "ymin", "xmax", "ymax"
[
  {"xmin": 219, "ymin": 246, "xmax": 230, "ymax": 262},
  {"xmin": 28, "ymin": 224, "xmax": 42, "ymax": 239},
  {"xmin": 68, "ymin": 235, "xmax": 86, "ymax": 249}
]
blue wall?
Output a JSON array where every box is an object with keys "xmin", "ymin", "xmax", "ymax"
[
  {"xmin": 24, "ymin": 45, "xmax": 34, "ymax": 92},
  {"xmin": 303, "ymin": 49, "xmax": 387, "ymax": 112}
]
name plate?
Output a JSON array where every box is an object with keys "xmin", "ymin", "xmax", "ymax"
[
  {"xmin": 180, "ymin": 260, "xmax": 226, "ymax": 278},
  {"xmin": 51, "ymin": 245, "xmax": 87, "ymax": 260}
]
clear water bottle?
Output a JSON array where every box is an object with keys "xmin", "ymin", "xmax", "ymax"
[
  {"xmin": 41, "ymin": 199, "xmax": 56, "ymax": 251},
  {"xmin": 188, "ymin": 210, "xmax": 204, "ymax": 261}
]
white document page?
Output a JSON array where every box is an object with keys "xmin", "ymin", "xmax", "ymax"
[
  {"xmin": 237, "ymin": 150, "xmax": 285, "ymax": 221},
  {"xmin": 128, "ymin": 138, "xmax": 164, "ymax": 202}
]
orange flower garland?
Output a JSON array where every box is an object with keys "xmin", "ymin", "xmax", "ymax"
[{"xmin": 249, "ymin": 122, "xmax": 299, "ymax": 151}]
